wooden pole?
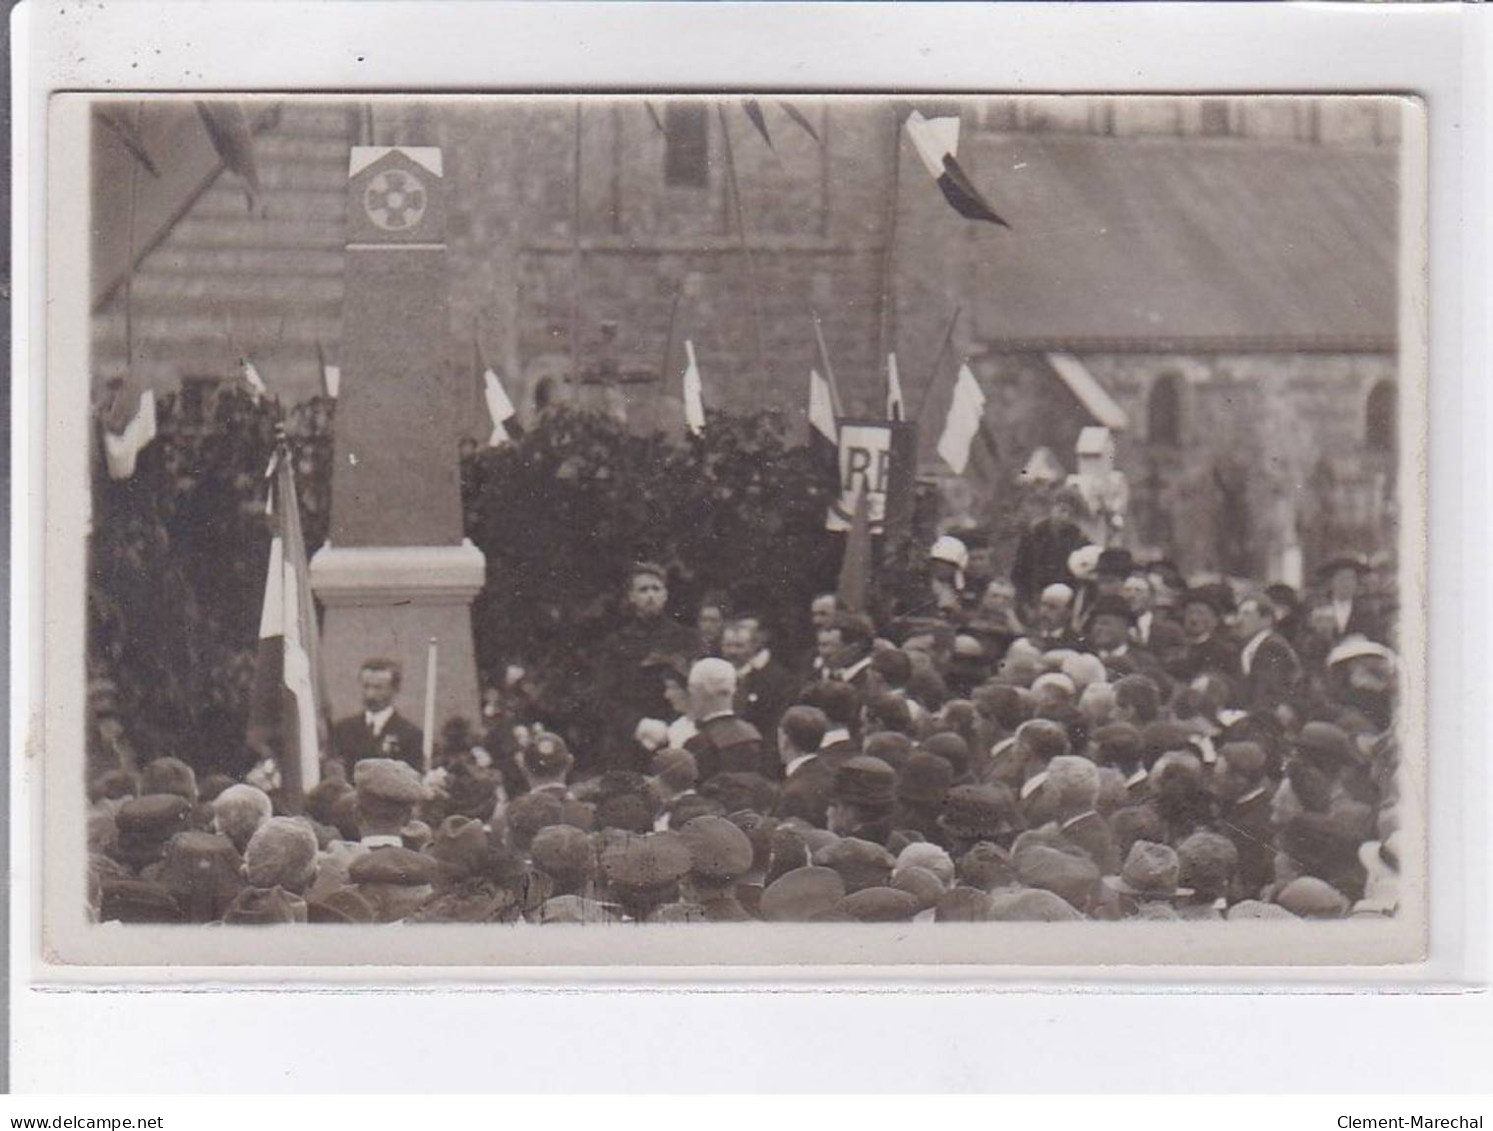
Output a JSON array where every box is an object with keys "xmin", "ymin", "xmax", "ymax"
[
  {"xmin": 570, "ymin": 102, "xmax": 584, "ymax": 387},
  {"xmin": 913, "ymin": 305, "xmax": 963, "ymax": 424},
  {"xmin": 658, "ymin": 276, "xmax": 684, "ymax": 384},
  {"xmin": 717, "ymin": 103, "xmax": 770, "ymax": 392},
  {"xmin": 811, "ymin": 309, "xmax": 845, "ymax": 419},
  {"xmin": 122, "ymin": 103, "xmax": 143, "ymax": 383},
  {"xmin": 876, "ymin": 104, "xmax": 902, "ymax": 371},
  {"xmin": 422, "ymin": 636, "xmax": 439, "ymax": 773}
]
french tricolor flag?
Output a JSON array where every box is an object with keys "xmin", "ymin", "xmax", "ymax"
[
  {"xmin": 904, "ymin": 111, "xmax": 1011, "ymax": 229},
  {"xmin": 247, "ymin": 448, "xmax": 326, "ymax": 806}
]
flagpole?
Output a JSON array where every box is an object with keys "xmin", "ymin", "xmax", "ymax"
[
  {"xmin": 811, "ymin": 309, "xmax": 846, "ymax": 419},
  {"xmin": 876, "ymin": 104, "xmax": 902, "ymax": 371},
  {"xmin": 122, "ymin": 102, "xmax": 143, "ymax": 384},
  {"xmin": 570, "ymin": 102, "xmax": 584, "ymax": 389},
  {"xmin": 658, "ymin": 276, "xmax": 684, "ymax": 385},
  {"xmin": 717, "ymin": 103, "xmax": 770, "ymax": 392},
  {"xmin": 422, "ymin": 637, "xmax": 439, "ymax": 774},
  {"xmin": 913, "ymin": 305, "xmax": 963, "ymax": 423}
]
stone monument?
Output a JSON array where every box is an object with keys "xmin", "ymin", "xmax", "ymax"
[{"xmin": 310, "ymin": 146, "xmax": 486, "ymax": 733}]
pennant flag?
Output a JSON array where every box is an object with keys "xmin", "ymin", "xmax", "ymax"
[
  {"xmin": 315, "ymin": 341, "xmax": 340, "ymax": 400},
  {"xmin": 241, "ymin": 357, "xmax": 269, "ymax": 402},
  {"xmin": 836, "ymin": 486, "xmax": 873, "ymax": 615},
  {"xmin": 247, "ymin": 449, "xmax": 327, "ymax": 807},
  {"xmin": 904, "ymin": 110, "xmax": 1010, "ymax": 228},
  {"xmin": 682, "ymin": 340, "xmax": 706, "ymax": 436},
  {"xmin": 475, "ymin": 339, "xmax": 519, "ymax": 445},
  {"xmin": 196, "ymin": 101, "xmax": 262, "ymax": 213},
  {"xmin": 937, "ymin": 363, "xmax": 987, "ymax": 475},
  {"xmin": 97, "ymin": 109, "xmax": 160, "ymax": 178},
  {"xmin": 742, "ymin": 99, "xmax": 775, "ymax": 151},
  {"xmin": 644, "ymin": 101, "xmax": 667, "ymax": 134},
  {"xmin": 886, "ymin": 352, "xmax": 906, "ymax": 422},
  {"xmin": 778, "ymin": 101, "xmax": 821, "ymax": 145},
  {"xmin": 102, "ymin": 387, "xmax": 157, "ymax": 480}
]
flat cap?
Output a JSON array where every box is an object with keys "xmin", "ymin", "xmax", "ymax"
[
  {"xmin": 837, "ymin": 886, "xmax": 922, "ymax": 923},
  {"xmin": 896, "ymin": 751, "xmax": 955, "ymax": 806},
  {"xmin": 814, "ymin": 837, "xmax": 896, "ymax": 893},
  {"xmin": 158, "ymin": 831, "xmax": 246, "ymax": 914},
  {"xmin": 539, "ymin": 894, "xmax": 619, "ymax": 925},
  {"xmin": 1275, "ymin": 876, "xmax": 1350, "ymax": 919},
  {"xmin": 529, "ymin": 825, "xmax": 596, "ymax": 884},
  {"xmin": 349, "ymin": 845, "xmax": 442, "ymax": 887},
  {"xmin": 353, "ymin": 758, "xmax": 429, "ymax": 804},
  {"xmin": 1227, "ymin": 899, "xmax": 1299, "ymax": 921},
  {"xmin": 306, "ymin": 888, "xmax": 376, "ymax": 924},
  {"xmin": 934, "ymin": 886, "xmax": 993, "ymax": 922},
  {"xmin": 1107, "ymin": 840, "xmax": 1191, "ymax": 900},
  {"xmin": 938, "ymin": 784, "xmax": 1023, "ymax": 841},
  {"xmin": 987, "ymin": 888, "xmax": 1083, "ymax": 921},
  {"xmin": 760, "ymin": 866, "xmax": 846, "ymax": 922},
  {"xmin": 679, "ymin": 815, "xmax": 754, "ymax": 882},
  {"xmin": 1014, "ymin": 843, "xmax": 1103, "ymax": 910},
  {"xmin": 98, "ymin": 878, "xmax": 182, "ymax": 924},
  {"xmin": 896, "ymin": 842, "xmax": 955, "ymax": 886},
  {"xmin": 891, "ymin": 865, "xmax": 945, "ymax": 911},
  {"xmin": 427, "ymin": 815, "xmax": 490, "ymax": 881},
  {"xmin": 600, "ymin": 832, "xmax": 693, "ymax": 891},
  {"xmin": 222, "ymin": 885, "xmax": 301, "ymax": 925}
]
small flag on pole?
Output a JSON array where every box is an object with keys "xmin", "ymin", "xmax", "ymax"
[
  {"xmin": 475, "ymin": 339, "xmax": 521, "ymax": 446},
  {"xmin": 315, "ymin": 342, "xmax": 340, "ymax": 400},
  {"xmin": 196, "ymin": 101, "xmax": 262, "ymax": 214},
  {"xmin": 102, "ymin": 387, "xmax": 158, "ymax": 480},
  {"xmin": 886, "ymin": 352, "xmax": 906, "ymax": 422},
  {"xmin": 809, "ymin": 369, "xmax": 838, "ymax": 455},
  {"xmin": 241, "ymin": 357, "xmax": 269, "ymax": 402},
  {"xmin": 247, "ymin": 446, "xmax": 326, "ymax": 807},
  {"xmin": 682, "ymin": 340, "xmax": 706, "ymax": 437},
  {"xmin": 904, "ymin": 110, "xmax": 1010, "ymax": 228},
  {"xmin": 742, "ymin": 99, "xmax": 775, "ymax": 151},
  {"xmin": 779, "ymin": 101, "xmax": 821, "ymax": 145},
  {"xmin": 937, "ymin": 363, "xmax": 987, "ymax": 475}
]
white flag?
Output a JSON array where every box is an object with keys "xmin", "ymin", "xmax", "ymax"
[
  {"xmin": 682, "ymin": 340, "xmax": 705, "ymax": 436},
  {"xmin": 103, "ymin": 388, "xmax": 158, "ymax": 480},
  {"xmin": 242, "ymin": 358, "xmax": 268, "ymax": 401},
  {"xmin": 936, "ymin": 364, "xmax": 986, "ymax": 475},
  {"xmin": 886, "ymin": 352, "xmax": 906, "ymax": 422},
  {"xmin": 905, "ymin": 111, "xmax": 961, "ymax": 179},
  {"xmin": 322, "ymin": 364, "xmax": 341, "ymax": 400},
  {"xmin": 484, "ymin": 367, "xmax": 517, "ymax": 446},
  {"xmin": 809, "ymin": 368, "xmax": 838, "ymax": 446}
]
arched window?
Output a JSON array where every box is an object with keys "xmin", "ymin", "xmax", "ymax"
[
  {"xmin": 1366, "ymin": 379, "xmax": 1396, "ymax": 453},
  {"xmin": 1148, "ymin": 372, "xmax": 1183, "ymax": 447}
]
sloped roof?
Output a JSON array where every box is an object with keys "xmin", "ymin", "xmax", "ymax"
[{"xmin": 964, "ymin": 134, "xmax": 1398, "ymax": 351}]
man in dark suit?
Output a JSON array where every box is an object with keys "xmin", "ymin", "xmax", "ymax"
[
  {"xmin": 683, "ymin": 658, "xmax": 766, "ymax": 781},
  {"xmin": 772, "ymin": 705, "xmax": 835, "ymax": 827},
  {"xmin": 330, "ymin": 658, "xmax": 425, "ymax": 777},
  {"xmin": 1083, "ymin": 595, "xmax": 1170, "ymax": 690},
  {"xmin": 1232, "ymin": 595, "xmax": 1303, "ymax": 712},
  {"xmin": 1319, "ymin": 555, "xmax": 1383, "ymax": 643},
  {"xmin": 1010, "ymin": 491, "xmax": 1087, "ymax": 610},
  {"xmin": 1212, "ymin": 740, "xmax": 1277, "ymax": 900},
  {"xmin": 721, "ymin": 616, "xmax": 797, "ymax": 763},
  {"xmin": 1123, "ymin": 571, "xmax": 1186, "ymax": 671}
]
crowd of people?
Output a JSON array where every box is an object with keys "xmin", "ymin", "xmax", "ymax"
[{"xmin": 86, "ymin": 508, "xmax": 1405, "ymax": 927}]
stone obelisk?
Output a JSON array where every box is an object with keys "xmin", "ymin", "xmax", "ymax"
[{"xmin": 310, "ymin": 146, "xmax": 485, "ymax": 732}]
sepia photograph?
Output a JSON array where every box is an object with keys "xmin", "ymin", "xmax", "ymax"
[{"xmin": 47, "ymin": 90, "xmax": 1425, "ymax": 967}]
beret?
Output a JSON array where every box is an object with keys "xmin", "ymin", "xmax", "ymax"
[
  {"xmin": 987, "ymin": 888, "xmax": 1083, "ymax": 922},
  {"xmin": 353, "ymin": 758, "xmax": 429, "ymax": 804},
  {"xmin": 760, "ymin": 866, "xmax": 846, "ymax": 922},
  {"xmin": 836, "ymin": 886, "xmax": 921, "ymax": 923},
  {"xmin": 349, "ymin": 846, "xmax": 442, "ymax": 887},
  {"xmin": 679, "ymin": 815, "xmax": 754, "ymax": 882}
]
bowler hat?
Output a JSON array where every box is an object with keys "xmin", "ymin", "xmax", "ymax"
[
  {"xmin": 896, "ymin": 752, "xmax": 954, "ymax": 806},
  {"xmin": 832, "ymin": 757, "xmax": 897, "ymax": 809},
  {"xmin": 113, "ymin": 794, "xmax": 194, "ymax": 868}
]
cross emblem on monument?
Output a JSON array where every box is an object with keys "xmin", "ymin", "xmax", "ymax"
[{"xmin": 362, "ymin": 168, "xmax": 428, "ymax": 231}]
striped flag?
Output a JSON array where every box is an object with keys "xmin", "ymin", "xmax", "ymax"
[
  {"xmin": 682, "ymin": 340, "xmax": 706, "ymax": 436},
  {"xmin": 315, "ymin": 341, "xmax": 340, "ymax": 399},
  {"xmin": 101, "ymin": 387, "xmax": 157, "ymax": 480},
  {"xmin": 937, "ymin": 363, "xmax": 987, "ymax": 475},
  {"xmin": 904, "ymin": 110, "xmax": 1010, "ymax": 228},
  {"xmin": 885, "ymin": 352, "xmax": 906, "ymax": 422},
  {"xmin": 476, "ymin": 339, "xmax": 520, "ymax": 446},
  {"xmin": 247, "ymin": 448, "xmax": 326, "ymax": 807},
  {"xmin": 809, "ymin": 368, "xmax": 838, "ymax": 462}
]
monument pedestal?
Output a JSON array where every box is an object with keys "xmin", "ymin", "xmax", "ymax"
[
  {"xmin": 310, "ymin": 144, "xmax": 486, "ymax": 731},
  {"xmin": 310, "ymin": 541, "xmax": 485, "ymax": 730}
]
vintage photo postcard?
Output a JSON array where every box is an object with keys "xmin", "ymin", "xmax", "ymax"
[{"xmin": 39, "ymin": 91, "xmax": 1427, "ymax": 971}]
